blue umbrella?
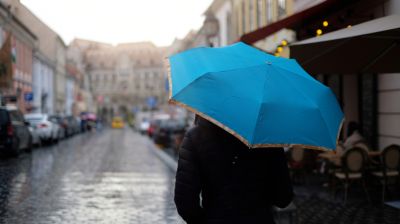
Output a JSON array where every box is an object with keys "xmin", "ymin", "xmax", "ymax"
[{"xmin": 168, "ymin": 42, "xmax": 344, "ymax": 151}]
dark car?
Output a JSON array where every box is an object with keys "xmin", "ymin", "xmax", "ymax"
[
  {"xmin": 0, "ymin": 106, "xmax": 32, "ymax": 156},
  {"xmin": 49, "ymin": 115, "xmax": 67, "ymax": 139},
  {"xmin": 65, "ymin": 116, "xmax": 80, "ymax": 135},
  {"xmin": 153, "ymin": 119, "xmax": 186, "ymax": 149}
]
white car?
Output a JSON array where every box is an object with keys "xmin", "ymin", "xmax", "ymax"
[
  {"xmin": 139, "ymin": 120, "xmax": 150, "ymax": 134},
  {"xmin": 24, "ymin": 114, "xmax": 60, "ymax": 143},
  {"xmin": 28, "ymin": 126, "xmax": 41, "ymax": 147}
]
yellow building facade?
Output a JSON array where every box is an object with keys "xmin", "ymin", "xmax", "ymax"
[
  {"xmin": 230, "ymin": 0, "xmax": 294, "ymax": 57},
  {"xmin": 231, "ymin": 0, "xmax": 293, "ymax": 39}
]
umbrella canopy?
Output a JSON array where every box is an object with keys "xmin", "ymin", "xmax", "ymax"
[
  {"xmin": 290, "ymin": 15, "xmax": 400, "ymax": 74},
  {"xmin": 168, "ymin": 42, "xmax": 344, "ymax": 151}
]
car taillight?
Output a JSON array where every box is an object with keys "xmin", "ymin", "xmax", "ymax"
[
  {"xmin": 38, "ymin": 123, "xmax": 48, "ymax": 128},
  {"xmin": 7, "ymin": 124, "xmax": 13, "ymax": 136}
]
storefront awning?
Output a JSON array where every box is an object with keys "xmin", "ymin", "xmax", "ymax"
[{"xmin": 290, "ymin": 15, "xmax": 400, "ymax": 74}]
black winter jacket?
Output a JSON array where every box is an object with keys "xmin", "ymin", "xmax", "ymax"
[{"xmin": 174, "ymin": 118, "xmax": 293, "ymax": 224}]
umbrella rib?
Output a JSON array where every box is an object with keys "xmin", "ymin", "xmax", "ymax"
[
  {"xmin": 251, "ymin": 66, "xmax": 269, "ymax": 145},
  {"xmin": 269, "ymin": 60, "xmax": 319, "ymax": 84},
  {"xmin": 270, "ymin": 66, "xmax": 336, "ymax": 147}
]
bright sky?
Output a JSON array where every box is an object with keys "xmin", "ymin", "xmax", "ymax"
[{"xmin": 21, "ymin": 0, "xmax": 213, "ymax": 46}]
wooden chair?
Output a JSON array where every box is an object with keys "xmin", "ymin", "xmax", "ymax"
[
  {"xmin": 371, "ymin": 144, "xmax": 400, "ymax": 202},
  {"xmin": 354, "ymin": 141, "xmax": 371, "ymax": 153},
  {"xmin": 332, "ymin": 147, "xmax": 370, "ymax": 204}
]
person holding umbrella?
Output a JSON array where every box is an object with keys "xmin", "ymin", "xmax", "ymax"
[
  {"xmin": 175, "ymin": 115, "xmax": 293, "ymax": 223},
  {"xmin": 169, "ymin": 43, "xmax": 344, "ymax": 223}
]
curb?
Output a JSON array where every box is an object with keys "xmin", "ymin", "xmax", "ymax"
[{"xmin": 147, "ymin": 140, "xmax": 178, "ymax": 172}]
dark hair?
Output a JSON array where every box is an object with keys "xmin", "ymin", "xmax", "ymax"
[{"xmin": 347, "ymin": 121, "xmax": 359, "ymax": 137}]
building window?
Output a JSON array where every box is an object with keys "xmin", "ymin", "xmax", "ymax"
[
  {"xmin": 236, "ymin": 8, "xmax": 241, "ymax": 36},
  {"xmin": 249, "ymin": 0, "xmax": 255, "ymax": 31},
  {"xmin": 257, "ymin": 0, "xmax": 264, "ymax": 28},
  {"xmin": 266, "ymin": 0, "xmax": 273, "ymax": 23},
  {"xmin": 277, "ymin": 0, "xmax": 286, "ymax": 18},
  {"xmin": 242, "ymin": 1, "xmax": 246, "ymax": 34},
  {"xmin": 227, "ymin": 12, "xmax": 232, "ymax": 43}
]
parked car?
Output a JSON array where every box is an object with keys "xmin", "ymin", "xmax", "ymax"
[
  {"xmin": 153, "ymin": 119, "xmax": 186, "ymax": 149},
  {"xmin": 58, "ymin": 116, "xmax": 74, "ymax": 137},
  {"xmin": 65, "ymin": 116, "xmax": 80, "ymax": 134},
  {"xmin": 27, "ymin": 124, "xmax": 41, "ymax": 147},
  {"xmin": 139, "ymin": 119, "xmax": 150, "ymax": 135},
  {"xmin": 0, "ymin": 106, "xmax": 32, "ymax": 156},
  {"xmin": 48, "ymin": 115, "xmax": 66, "ymax": 139},
  {"xmin": 24, "ymin": 114, "xmax": 60, "ymax": 143}
]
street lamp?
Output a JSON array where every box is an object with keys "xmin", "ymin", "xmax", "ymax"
[{"xmin": 203, "ymin": 11, "xmax": 219, "ymax": 47}]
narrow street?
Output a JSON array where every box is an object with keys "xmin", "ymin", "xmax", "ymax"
[{"xmin": 0, "ymin": 129, "xmax": 182, "ymax": 224}]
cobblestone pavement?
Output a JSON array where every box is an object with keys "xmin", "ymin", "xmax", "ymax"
[
  {"xmin": 0, "ymin": 129, "xmax": 183, "ymax": 224},
  {"xmin": 293, "ymin": 184, "xmax": 400, "ymax": 224}
]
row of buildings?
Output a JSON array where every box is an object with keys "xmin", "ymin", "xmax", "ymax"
[
  {"xmin": 0, "ymin": 0, "xmax": 93, "ymax": 115},
  {"xmin": 68, "ymin": 39, "xmax": 167, "ymax": 118},
  {"xmin": 171, "ymin": 0, "xmax": 400, "ymax": 150},
  {"xmin": 1, "ymin": 0, "xmax": 399, "ymax": 149},
  {"xmin": 0, "ymin": 0, "xmax": 167, "ymax": 118}
]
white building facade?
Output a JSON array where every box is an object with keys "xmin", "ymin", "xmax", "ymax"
[{"xmin": 32, "ymin": 54, "xmax": 54, "ymax": 114}]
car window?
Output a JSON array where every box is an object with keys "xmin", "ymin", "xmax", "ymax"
[
  {"xmin": 26, "ymin": 117, "xmax": 43, "ymax": 126},
  {"xmin": 49, "ymin": 117, "xmax": 59, "ymax": 123},
  {"xmin": 0, "ymin": 110, "xmax": 9, "ymax": 125},
  {"xmin": 49, "ymin": 116, "xmax": 60, "ymax": 122},
  {"xmin": 113, "ymin": 117, "xmax": 122, "ymax": 122},
  {"xmin": 9, "ymin": 110, "xmax": 23, "ymax": 122}
]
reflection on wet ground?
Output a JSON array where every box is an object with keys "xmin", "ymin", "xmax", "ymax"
[{"xmin": 0, "ymin": 129, "xmax": 183, "ymax": 223}]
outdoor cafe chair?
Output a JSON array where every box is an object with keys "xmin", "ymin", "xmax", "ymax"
[
  {"xmin": 354, "ymin": 141, "xmax": 371, "ymax": 153},
  {"xmin": 353, "ymin": 141, "xmax": 382, "ymax": 168},
  {"xmin": 370, "ymin": 144, "xmax": 400, "ymax": 202},
  {"xmin": 332, "ymin": 147, "xmax": 370, "ymax": 204}
]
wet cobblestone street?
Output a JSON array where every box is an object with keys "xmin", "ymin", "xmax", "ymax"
[{"xmin": 0, "ymin": 129, "xmax": 182, "ymax": 224}]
